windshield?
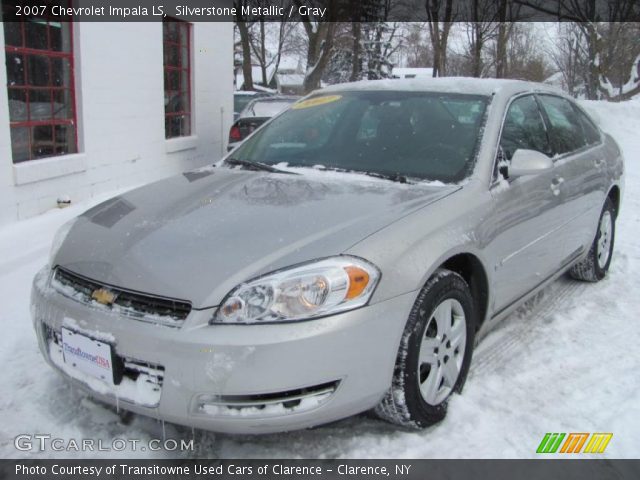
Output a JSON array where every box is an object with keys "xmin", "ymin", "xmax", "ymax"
[
  {"xmin": 230, "ymin": 90, "xmax": 489, "ymax": 183},
  {"xmin": 234, "ymin": 94, "xmax": 258, "ymax": 113},
  {"xmin": 244, "ymin": 100, "xmax": 296, "ymax": 118}
]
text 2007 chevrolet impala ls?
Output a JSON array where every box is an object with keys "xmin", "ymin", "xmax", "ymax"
[{"xmin": 32, "ymin": 78, "xmax": 624, "ymax": 433}]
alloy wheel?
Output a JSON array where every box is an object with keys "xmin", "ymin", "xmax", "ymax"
[
  {"xmin": 417, "ymin": 298, "xmax": 467, "ymax": 406},
  {"xmin": 597, "ymin": 211, "xmax": 612, "ymax": 269}
]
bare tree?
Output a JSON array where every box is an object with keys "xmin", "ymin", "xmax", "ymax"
[
  {"xmin": 398, "ymin": 23, "xmax": 433, "ymax": 68},
  {"xmin": 515, "ymin": 0, "xmax": 640, "ymax": 99},
  {"xmin": 248, "ymin": 21, "xmax": 298, "ymax": 87},
  {"xmin": 233, "ymin": 0, "xmax": 256, "ymax": 90},
  {"xmin": 546, "ymin": 23, "xmax": 588, "ymax": 96},
  {"xmin": 235, "ymin": 23, "xmax": 254, "ymax": 89},
  {"xmin": 494, "ymin": 0, "xmax": 524, "ymax": 77},
  {"xmin": 495, "ymin": 0, "xmax": 509, "ymax": 77},
  {"xmin": 461, "ymin": 0, "xmax": 527, "ymax": 78},
  {"xmin": 366, "ymin": 0, "xmax": 400, "ymax": 79},
  {"xmin": 322, "ymin": 23, "xmax": 355, "ymax": 84},
  {"xmin": 295, "ymin": 0, "xmax": 338, "ymax": 92},
  {"xmin": 462, "ymin": 0, "xmax": 502, "ymax": 78},
  {"xmin": 350, "ymin": 22, "xmax": 362, "ymax": 81},
  {"xmin": 598, "ymin": 22, "xmax": 640, "ymax": 99},
  {"xmin": 233, "ymin": 1, "xmax": 300, "ymax": 91},
  {"xmin": 504, "ymin": 23, "xmax": 552, "ymax": 81},
  {"xmin": 272, "ymin": 22, "xmax": 300, "ymax": 77},
  {"xmin": 545, "ymin": 21, "xmax": 639, "ymax": 99},
  {"xmin": 250, "ymin": 19, "xmax": 269, "ymax": 85},
  {"xmin": 425, "ymin": 0, "xmax": 456, "ymax": 76},
  {"xmin": 325, "ymin": 20, "xmax": 399, "ymax": 84}
]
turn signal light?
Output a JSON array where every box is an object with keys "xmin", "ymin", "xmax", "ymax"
[{"xmin": 345, "ymin": 266, "xmax": 370, "ymax": 299}]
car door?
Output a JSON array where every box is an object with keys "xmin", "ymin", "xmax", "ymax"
[
  {"xmin": 487, "ymin": 94, "xmax": 569, "ymax": 314},
  {"xmin": 536, "ymin": 94, "xmax": 607, "ymax": 257}
]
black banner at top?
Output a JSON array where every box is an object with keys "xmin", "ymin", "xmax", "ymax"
[{"xmin": 1, "ymin": 0, "xmax": 640, "ymax": 22}]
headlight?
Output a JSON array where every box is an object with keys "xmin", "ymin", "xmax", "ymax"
[
  {"xmin": 49, "ymin": 218, "xmax": 76, "ymax": 266},
  {"xmin": 212, "ymin": 256, "xmax": 380, "ymax": 324}
]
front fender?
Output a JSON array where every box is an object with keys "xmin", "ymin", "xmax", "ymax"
[{"xmin": 346, "ymin": 184, "xmax": 495, "ymax": 322}]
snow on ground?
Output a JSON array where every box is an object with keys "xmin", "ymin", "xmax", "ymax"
[{"xmin": 1, "ymin": 100, "xmax": 639, "ymax": 459}]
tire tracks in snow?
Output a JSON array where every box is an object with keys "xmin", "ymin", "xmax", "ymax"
[
  {"xmin": 471, "ymin": 276, "xmax": 588, "ymax": 375},
  {"xmin": 0, "ymin": 245, "xmax": 48, "ymax": 276}
]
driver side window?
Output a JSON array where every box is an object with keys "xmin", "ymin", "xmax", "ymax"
[
  {"xmin": 501, "ymin": 95, "xmax": 550, "ymax": 160},
  {"xmin": 497, "ymin": 95, "xmax": 550, "ymax": 179}
]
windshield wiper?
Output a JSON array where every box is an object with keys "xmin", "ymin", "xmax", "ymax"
[
  {"xmin": 361, "ymin": 171, "xmax": 414, "ymax": 184},
  {"xmin": 312, "ymin": 166, "xmax": 415, "ymax": 184},
  {"xmin": 224, "ymin": 158, "xmax": 295, "ymax": 174}
]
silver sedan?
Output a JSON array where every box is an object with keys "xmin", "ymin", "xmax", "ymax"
[{"xmin": 32, "ymin": 78, "xmax": 624, "ymax": 433}]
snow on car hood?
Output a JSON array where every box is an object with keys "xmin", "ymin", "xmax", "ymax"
[{"xmin": 54, "ymin": 167, "xmax": 458, "ymax": 309}]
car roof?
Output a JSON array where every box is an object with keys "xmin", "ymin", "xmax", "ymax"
[
  {"xmin": 238, "ymin": 95, "xmax": 300, "ymax": 119},
  {"xmin": 234, "ymin": 91, "xmax": 268, "ymax": 96},
  {"xmin": 318, "ymin": 77, "xmax": 565, "ymax": 100},
  {"xmin": 247, "ymin": 95, "xmax": 299, "ymax": 103}
]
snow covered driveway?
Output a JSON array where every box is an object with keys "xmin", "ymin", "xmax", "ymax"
[{"xmin": 1, "ymin": 100, "xmax": 638, "ymax": 459}]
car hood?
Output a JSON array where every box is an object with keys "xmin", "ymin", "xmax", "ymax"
[{"xmin": 55, "ymin": 167, "xmax": 458, "ymax": 308}]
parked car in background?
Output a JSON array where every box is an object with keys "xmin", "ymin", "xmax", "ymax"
[
  {"xmin": 233, "ymin": 91, "xmax": 272, "ymax": 121},
  {"xmin": 228, "ymin": 95, "xmax": 299, "ymax": 151},
  {"xmin": 33, "ymin": 78, "xmax": 623, "ymax": 434}
]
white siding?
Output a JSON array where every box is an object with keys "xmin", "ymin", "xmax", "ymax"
[{"xmin": 0, "ymin": 22, "xmax": 233, "ymax": 226}]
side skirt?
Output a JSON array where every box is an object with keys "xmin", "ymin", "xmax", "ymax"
[{"xmin": 476, "ymin": 247, "xmax": 584, "ymax": 344}]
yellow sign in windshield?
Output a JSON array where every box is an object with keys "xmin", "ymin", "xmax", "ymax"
[{"xmin": 292, "ymin": 95, "xmax": 342, "ymax": 110}]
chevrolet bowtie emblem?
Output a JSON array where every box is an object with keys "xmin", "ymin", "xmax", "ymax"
[{"xmin": 91, "ymin": 288, "xmax": 117, "ymax": 306}]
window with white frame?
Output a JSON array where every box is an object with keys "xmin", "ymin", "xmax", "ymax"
[
  {"xmin": 163, "ymin": 19, "xmax": 191, "ymax": 139},
  {"xmin": 3, "ymin": 1, "xmax": 78, "ymax": 163}
]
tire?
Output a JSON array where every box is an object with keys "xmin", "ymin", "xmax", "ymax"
[
  {"xmin": 569, "ymin": 198, "xmax": 616, "ymax": 282},
  {"xmin": 375, "ymin": 269, "xmax": 476, "ymax": 428}
]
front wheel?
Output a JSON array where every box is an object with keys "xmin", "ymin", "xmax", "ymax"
[
  {"xmin": 570, "ymin": 198, "xmax": 616, "ymax": 282},
  {"xmin": 375, "ymin": 269, "xmax": 476, "ymax": 428}
]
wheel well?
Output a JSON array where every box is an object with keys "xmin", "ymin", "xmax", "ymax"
[
  {"xmin": 608, "ymin": 186, "xmax": 620, "ymax": 219},
  {"xmin": 440, "ymin": 254, "xmax": 489, "ymax": 330}
]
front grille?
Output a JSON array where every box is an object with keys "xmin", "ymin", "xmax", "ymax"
[{"xmin": 52, "ymin": 267, "xmax": 191, "ymax": 327}]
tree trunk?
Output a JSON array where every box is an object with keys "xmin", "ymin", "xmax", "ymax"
[
  {"xmin": 351, "ymin": 22, "xmax": 361, "ymax": 81},
  {"xmin": 427, "ymin": 0, "xmax": 454, "ymax": 77},
  {"xmin": 495, "ymin": 0, "xmax": 508, "ymax": 78},
  {"xmin": 432, "ymin": 36, "xmax": 441, "ymax": 77},
  {"xmin": 471, "ymin": 22, "xmax": 484, "ymax": 77},
  {"xmin": 236, "ymin": 21, "xmax": 253, "ymax": 90},
  {"xmin": 259, "ymin": 20, "xmax": 267, "ymax": 86},
  {"xmin": 586, "ymin": 24, "xmax": 601, "ymax": 99},
  {"xmin": 303, "ymin": 23, "xmax": 336, "ymax": 92},
  {"xmin": 297, "ymin": 0, "xmax": 337, "ymax": 93}
]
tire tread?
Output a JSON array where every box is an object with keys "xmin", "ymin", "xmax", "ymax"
[
  {"xmin": 569, "ymin": 198, "xmax": 615, "ymax": 282},
  {"xmin": 374, "ymin": 269, "xmax": 474, "ymax": 428}
]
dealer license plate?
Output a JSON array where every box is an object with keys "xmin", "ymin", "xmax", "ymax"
[{"xmin": 61, "ymin": 327, "xmax": 114, "ymax": 385}]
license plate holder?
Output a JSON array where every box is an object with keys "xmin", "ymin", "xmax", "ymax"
[{"xmin": 61, "ymin": 327, "xmax": 115, "ymax": 385}]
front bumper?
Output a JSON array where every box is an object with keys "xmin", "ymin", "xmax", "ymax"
[{"xmin": 31, "ymin": 266, "xmax": 415, "ymax": 434}]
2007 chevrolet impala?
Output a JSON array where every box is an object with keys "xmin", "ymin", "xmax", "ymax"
[{"xmin": 32, "ymin": 78, "xmax": 624, "ymax": 433}]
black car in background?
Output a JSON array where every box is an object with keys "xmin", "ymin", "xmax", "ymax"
[
  {"xmin": 233, "ymin": 91, "xmax": 273, "ymax": 121},
  {"xmin": 228, "ymin": 95, "xmax": 299, "ymax": 151}
]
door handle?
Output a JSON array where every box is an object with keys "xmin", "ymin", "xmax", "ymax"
[
  {"xmin": 550, "ymin": 177, "xmax": 564, "ymax": 196},
  {"xmin": 594, "ymin": 158, "xmax": 605, "ymax": 167}
]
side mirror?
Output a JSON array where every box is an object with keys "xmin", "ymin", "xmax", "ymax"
[{"xmin": 508, "ymin": 149, "xmax": 553, "ymax": 178}]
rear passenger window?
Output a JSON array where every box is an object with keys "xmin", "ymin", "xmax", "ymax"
[
  {"xmin": 500, "ymin": 95, "xmax": 550, "ymax": 162},
  {"xmin": 537, "ymin": 95, "xmax": 587, "ymax": 155},
  {"xmin": 575, "ymin": 108, "xmax": 601, "ymax": 145}
]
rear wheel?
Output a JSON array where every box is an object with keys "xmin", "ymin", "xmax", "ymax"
[
  {"xmin": 375, "ymin": 269, "xmax": 476, "ymax": 428},
  {"xmin": 570, "ymin": 198, "xmax": 616, "ymax": 282}
]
